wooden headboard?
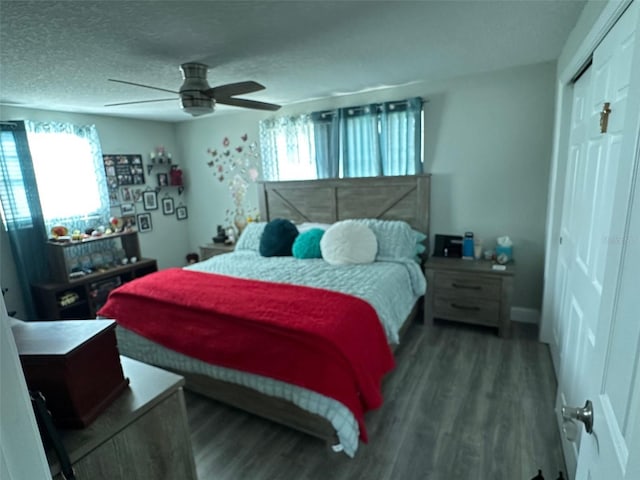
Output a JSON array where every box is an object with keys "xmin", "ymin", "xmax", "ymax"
[{"xmin": 257, "ymin": 175, "xmax": 431, "ymax": 236}]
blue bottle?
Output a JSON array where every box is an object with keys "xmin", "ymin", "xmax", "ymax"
[{"xmin": 462, "ymin": 232, "xmax": 474, "ymax": 259}]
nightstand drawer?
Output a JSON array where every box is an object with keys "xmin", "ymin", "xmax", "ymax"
[
  {"xmin": 435, "ymin": 271, "xmax": 501, "ymax": 299},
  {"xmin": 433, "ymin": 294, "xmax": 501, "ymax": 326}
]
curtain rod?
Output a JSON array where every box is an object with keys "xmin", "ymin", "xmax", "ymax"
[{"xmin": 316, "ymin": 97, "xmax": 427, "ymax": 117}]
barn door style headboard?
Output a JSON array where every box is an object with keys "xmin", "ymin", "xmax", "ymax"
[{"xmin": 257, "ymin": 174, "xmax": 431, "ymax": 236}]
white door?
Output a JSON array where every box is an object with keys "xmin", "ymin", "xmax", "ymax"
[
  {"xmin": 555, "ymin": 1, "xmax": 640, "ymax": 478},
  {"xmin": 575, "ymin": 138, "xmax": 640, "ymax": 479}
]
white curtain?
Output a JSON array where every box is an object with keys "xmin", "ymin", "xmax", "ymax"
[
  {"xmin": 24, "ymin": 121, "xmax": 110, "ymax": 232},
  {"xmin": 259, "ymin": 114, "xmax": 317, "ymax": 181}
]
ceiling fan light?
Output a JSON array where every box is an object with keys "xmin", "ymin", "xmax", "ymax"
[{"xmin": 180, "ymin": 96, "xmax": 214, "ymax": 116}]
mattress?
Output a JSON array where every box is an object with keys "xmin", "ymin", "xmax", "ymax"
[{"xmin": 115, "ymin": 252, "xmax": 426, "ymax": 456}]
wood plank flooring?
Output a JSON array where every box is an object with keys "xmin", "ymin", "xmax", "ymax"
[{"xmin": 185, "ymin": 320, "xmax": 566, "ymax": 479}]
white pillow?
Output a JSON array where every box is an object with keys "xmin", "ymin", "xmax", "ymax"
[
  {"xmin": 354, "ymin": 219, "xmax": 417, "ymax": 261},
  {"xmin": 320, "ymin": 220, "xmax": 377, "ymax": 265}
]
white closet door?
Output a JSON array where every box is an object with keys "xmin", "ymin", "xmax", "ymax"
[{"xmin": 554, "ymin": 2, "xmax": 640, "ymax": 478}]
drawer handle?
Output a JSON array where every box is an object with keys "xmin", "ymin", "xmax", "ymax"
[
  {"xmin": 451, "ymin": 303, "xmax": 481, "ymax": 311},
  {"xmin": 451, "ymin": 283, "xmax": 482, "ymax": 290}
]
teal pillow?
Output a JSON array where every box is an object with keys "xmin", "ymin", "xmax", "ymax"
[
  {"xmin": 259, "ymin": 218, "xmax": 298, "ymax": 257},
  {"xmin": 413, "ymin": 229, "xmax": 427, "ymax": 263},
  {"xmin": 292, "ymin": 228, "xmax": 324, "ymax": 259}
]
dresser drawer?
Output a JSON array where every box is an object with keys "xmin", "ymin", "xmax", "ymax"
[
  {"xmin": 434, "ymin": 271, "xmax": 501, "ymax": 300},
  {"xmin": 433, "ymin": 294, "xmax": 501, "ymax": 326}
]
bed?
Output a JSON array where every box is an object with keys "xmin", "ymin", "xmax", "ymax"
[{"xmin": 102, "ymin": 174, "xmax": 431, "ymax": 456}]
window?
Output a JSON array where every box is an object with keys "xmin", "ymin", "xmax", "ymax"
[
  {"xmin": 0, "ymin": 121, "xmax": 109, "ymax": 232},
  {"xmin": 28, "ymin": 131, "xmax": 104, "ymax": 221},
  {"xmin": 259, "ymin": 97, "xmax": 423, "ymax": 180},
  {"xmin": 0, "ymin": 121, "xmax": 109, "ymax": 320},
  {"xmin": 259, "ymin": 115, "xmax": 318, "ymax": 181}
]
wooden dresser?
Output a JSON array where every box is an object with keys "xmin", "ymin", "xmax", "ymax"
[
  {"xmin": 423, "ymin": 257, "xmax": 515, "ymax": 337},
  {"xmin": 48, "ymin": 356, "xmax": 197, "ymax": 480}
]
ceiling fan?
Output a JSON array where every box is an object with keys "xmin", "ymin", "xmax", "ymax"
[{"xmin": 106, "ymin": 62, "xmax": 281, "ymax": 117}]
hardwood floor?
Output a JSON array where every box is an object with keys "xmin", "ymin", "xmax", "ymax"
[{"xmin": 185, "ymin": 320, "xmax": 566, "ymax": 479}]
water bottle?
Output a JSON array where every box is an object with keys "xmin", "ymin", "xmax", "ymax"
[{"xmin": 463, "ymin": 231, "xmax": 474, "ymax": 259}]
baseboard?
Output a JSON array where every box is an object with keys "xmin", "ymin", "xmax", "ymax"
[{"xmin": 511, "ymin": 307, "xmax": 540, "ymax": 324}]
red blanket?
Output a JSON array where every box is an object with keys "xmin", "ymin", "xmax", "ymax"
[{"xmin": 98, "ymin": 268, "xmax": 395, "ymax": 440}]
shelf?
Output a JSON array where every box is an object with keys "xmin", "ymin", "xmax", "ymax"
[
  {"xmin": 48, "ymin": 230, "xmax": 139, "ymax": 247},
  {"xmin": 47, "ymin": 231, "xmax": 142, "ymax": 283},
  {"xmin": 66, "ymin": 258, "xmax": 156, "ymax": 286},
  {"xmin": 155, "ymin": 184, "xmax": 184, "ymax": 195},
  {"xmin": 146, "ymin": 160, "xmax": 184, "ymax": 194},
  {"xmin": 32, "ymin": 259, "xmax": 157, "ymax": 320},
  {"xmin": 33, "ymin": 230, "xmax": 157, "ymax": 320}
]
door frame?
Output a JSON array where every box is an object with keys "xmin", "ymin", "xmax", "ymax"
[{"xmin": 540, "ymin": 0, "xmax": 632, "ymax": 359}]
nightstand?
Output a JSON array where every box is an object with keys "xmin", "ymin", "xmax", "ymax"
[
  {"xmin": 423, "ymin": 257, "xmax": 515, "ymax": 337},
  {"xmin": 199, "ymin": 243, "xmax": 235, "ymax": 260}
]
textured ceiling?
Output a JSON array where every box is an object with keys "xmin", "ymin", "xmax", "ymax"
[{"xmin": 0, "ymin": 0, "xmax": 585, "ymax": 122}]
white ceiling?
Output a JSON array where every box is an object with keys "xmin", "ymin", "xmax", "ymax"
[{"xmin": 0, "ymin": 0, "xmax": 585, "ymax": 123}]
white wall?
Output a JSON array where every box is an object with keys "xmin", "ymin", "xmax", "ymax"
[
  {"xmin": 178, "ymin": 61, "xmax": 556, "ymax": 311},
  {"xmin": 0, "ymin": 61, "xmax": 556, "ymax": 314},
  {"xmin": 175, "ymin": 114, "xmax": 263, "ymax": 253}
]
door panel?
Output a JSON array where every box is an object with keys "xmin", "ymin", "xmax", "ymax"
[
  {"xmin": 555, "ymin": 63, "xmax": 594, "ymax": 478},
  {"xmin": 558, "ymin": 1, "xmax": 640, "ymax": 478},
  {"xmin": 555, "ymin": 2, "xmax": 639, "ymax": 478}
]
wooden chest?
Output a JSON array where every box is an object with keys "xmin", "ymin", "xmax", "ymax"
[{"xmin": 13, "ymin": 319, "xmax": 129, "ymax": 428}]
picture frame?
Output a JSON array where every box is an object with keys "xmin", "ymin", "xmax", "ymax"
[
  {"xmin": 120, "ymin": 202, "xmax": 136, "ymax": 216},
  {"xmin": 137, "ymin": 213, "xmax": 152, "ymax": 233},
  {"xmin": 142, "ymin": 190, "xmax": 158, "ymax": 211},
  {"xmin": 176, "ymin": 206, "xmax": 188, "ymax": 220},
  {"xmin": 121, "ymin": 187, "xmax": 132, "ymax": 202},
  {"xmin": 108, "ymin": 190, "xmax": 120, "ymax": 207},
  {"xmin": 132, "ymin": 188, "xmax": 143, "ymax": 203},
  {"xmin": 103, "ymin": 154, "xmax": 145, "ymax": 186},
  {"xmin": 157, "ymin": 173, "xmax": 169, "ymax": 187},
  {"xmin": 121, "ymin": 215, "xmax": 136, "ymax": 231},
  {"xmin": 162, "ymin": 196, "xmax": 175, "ymax": 215}
]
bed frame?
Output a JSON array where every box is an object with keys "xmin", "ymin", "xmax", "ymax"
[
  {"xmin": 177, "ymin": 175, "xmax": 431, "ymax": 447},
  {"xmin": 257, "ymin": 174, "xmax": 430, "ymax": 236}
]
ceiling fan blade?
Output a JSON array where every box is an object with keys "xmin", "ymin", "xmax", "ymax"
[
  {"xmin": 216, "ymin": 97, "xmax": 281, "ymax": 111},
  {"xmin": 108, "ymin": 78, "xmax": 179, "ymax": 95},
  {"xmin": 204, "ymin": 81, "xmax": 265, "ymax": 98},
  {"xmin": 105, "ymin": 98, "xmax": 177, "ymax": 107}
]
